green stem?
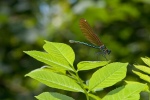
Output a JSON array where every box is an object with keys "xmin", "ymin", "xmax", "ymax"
[
  {"xmin": 88, "ymin": 93, "xmax": 101, "ymax": 100},
  {"xmin": 77, "ymin": 72, "xmax": 89, "ymax": 100},
  {"xmin": 73, "ymin": 68, "xmax": 89, "ymax": 100}
]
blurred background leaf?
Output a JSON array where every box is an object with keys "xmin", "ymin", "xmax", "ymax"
[{"xmin": 0, "ymin": 0, "xmax": 150, "ymax": 100}]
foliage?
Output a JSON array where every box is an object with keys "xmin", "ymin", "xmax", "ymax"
[
  {"xmin": 1, "ymin": 0, "xmax": 150, "ymax": 99},
  {"xmin": 25, "ymin": 41, "xmax": 149, "ymax": 100},
  {"xmin": 133, "ymin": 57, "xmax": 150, "ymax": 83},
  {"xmin": 35, "ymin": 92, "xmax": 75, "ymax": 100}
]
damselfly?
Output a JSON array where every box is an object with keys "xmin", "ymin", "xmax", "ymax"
[{"xmin": 69, "ymin": 18, "xmax": 111, "ymax": 59}]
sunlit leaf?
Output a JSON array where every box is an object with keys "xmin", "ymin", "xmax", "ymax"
[
  {"xmin": 35, "ymin": 92, "xmax": 75, "ymax": 100},
  {"xmin": 134, "ymin": 65, "xmax": 150, "ymax": 74},
  {"xmin": 40, "ymin": 66, "xmax": 66, "ymax": 75},
  {"xmin": 132, "ymin": 70, "xmax": 150, "ymax": 83},
  {"xmin": 25, "ymin": 68, "xmax": 84, "ymax": 92},
  {"xmin": 77, "ymin": 61, "xmax": 110, "ymax": 71},
  {"xmin": 43, "ymin": 41, "xmax": 75, "ymax": 67},
  {"xmin": 141, "ymin": 57, "xmax": 150, "ymax": 67},
  {"xmin": 89, "ymin": 62, "xmax": 128, "ymax": 92},
  {"xmin": 24, "ymin": 50, "xmax": 74, "ymax": 71},
  {"xmin": 102, "ymin": 81, "xmax": 149, "ymax": 100}
]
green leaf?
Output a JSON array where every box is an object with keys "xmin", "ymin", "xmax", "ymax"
[
  {"xmin": 132, "ymin": 70, "xmax": 150, "ymax": 83},
  {"xmin": 77, "ymin": 61, "xmax": 110, "ymax": 71},
  {"xmin": 102, "ymin": 82, "xmax": 149, "ymax": 100},
  {"xmin": 40, "ymin": 66, "xmax": 66, "ymax": 75},
  {"xmin": 24, "ymin": 51, "xmax": 73, "ymax": 71},
  {"xmin": 134, "ymin": 65, "xmax": 150, "ymax": 74},
  {"xmin": 35, "ymin": 92, "xmax": 75, "ymax": 100},
  {"xmin": 89, "ymin": 62, "xmax": 128, "ymax": 92},
  {"xmin": 43, "ymin": 41, "xmax": 75, "ymax": 67},
  {"xmin": 141, "ymin": 57, "xmax": 150, "ymax": 67},
  {"xmin": 25, "ymin": 68, "xmax": 84, "ymax": 92}
]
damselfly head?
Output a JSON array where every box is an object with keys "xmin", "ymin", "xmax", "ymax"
[
  {"xmin": 106, "ymin": 49, "xmax": 111, "ymax": 55},
  {"xmin": 100, "ymin": 45, "xmax": 111, "ymax": 55}
]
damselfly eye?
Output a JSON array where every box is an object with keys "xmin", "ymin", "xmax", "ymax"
[{"xmin": 107, "ymin": 50, "xmax": 111, "ymax": 55}]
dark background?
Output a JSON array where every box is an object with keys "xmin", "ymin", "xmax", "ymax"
[{"xmin": 0, "ymin": 0, "xmax": 150, "ymax": 100}]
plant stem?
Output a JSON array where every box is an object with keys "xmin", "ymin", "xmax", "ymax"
[
  {"xmin": 88, "ymin": 93, "xmax": 101, "ymax": 100},
  {"xmin": 74, "ymin": 70, "xmax": 89, "ymax": 100}
]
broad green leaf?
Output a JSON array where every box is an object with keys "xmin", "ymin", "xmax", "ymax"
[
  {"xmin": 41, "ymin": 66, "xmax": 66, "ymax": 75},
  {"xmin": 77, "ymin": 61, "xmax": 110, "ymax": 71},
  {"xmin": 102, "ymin": 82, "xmax": 149, "ymax": 100},
  {"xmin": 25, "ymin": 68, "xmax": 84, "ymax": 92},
  {"xmin": 134, "ymin": 65, "xmax": 150, "ymax": 74},
  {"xmin": 24, "ymin": 51, "xmax": 73, "ymax": 71},
  {"xmin": 141, "ymin": 57, "xmax": 150, "ymax": 67},
  {"xmin": 132, "ymin": 70, "xmax": 150, "ymax": 83},
  {"xmin": 44, "ymin": 41, "xmax": 75, "ymax": 67},
  {"xmin": 89, "ymin": 62, "xmax": 128, "ymax": 92},
  {"xmin": 35, "ymin": 92, "xmax": 75, "ymax": 100}
]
